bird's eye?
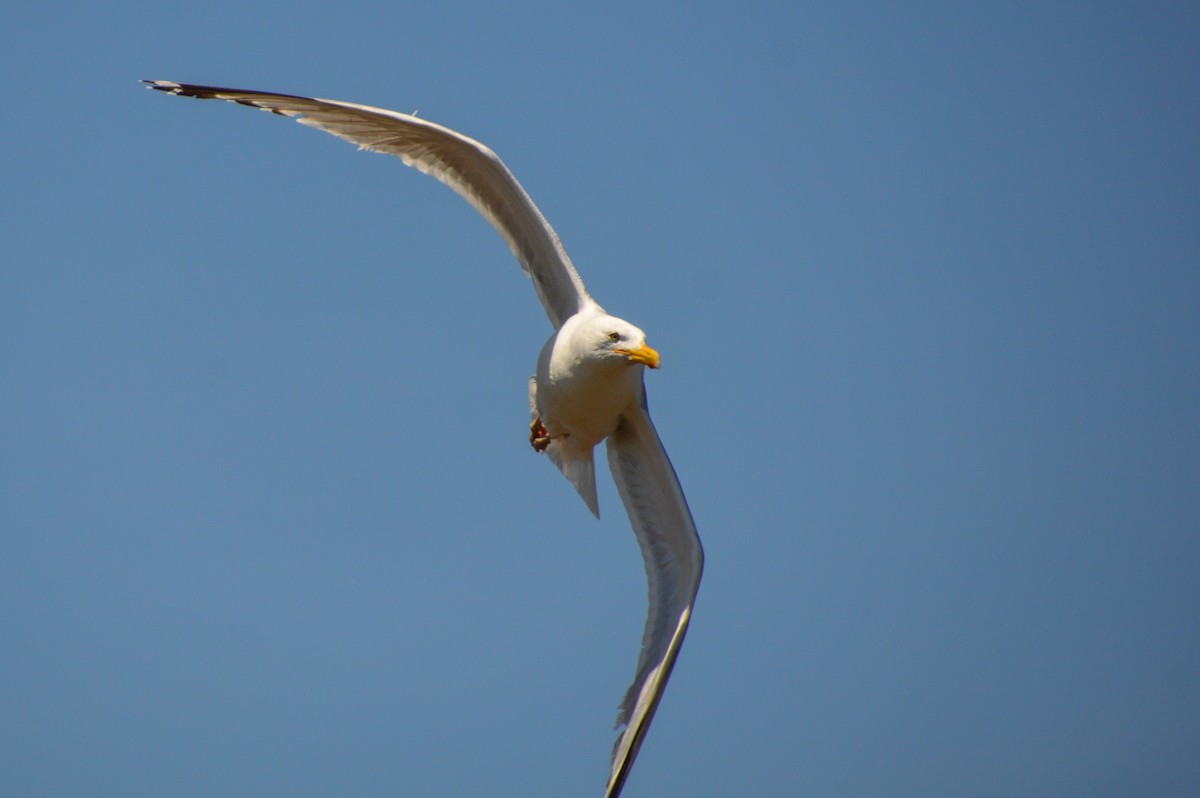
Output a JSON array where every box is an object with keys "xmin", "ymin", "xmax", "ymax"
[{"xmin": 608, "ymin": 332, "xmax": 622, "ymax": 342}]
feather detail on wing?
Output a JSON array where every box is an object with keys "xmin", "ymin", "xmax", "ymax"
[
  {"xmin": 144, "ymin": 80, "xmax": 593, "ymax": 328},
  {"xmin": 604, "ymin": 401, "xmax": 704, "ymax": 798}
]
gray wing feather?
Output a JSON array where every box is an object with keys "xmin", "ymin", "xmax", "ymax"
[
  {"xmin": 144, "ymin": 80, "xmax": 592, "ymax": 328},
  {"xmin": 604, "ymin": 400, "xmax": 704, "ymax": 798},
  {"xmin": 148, "ymin": 80, "xmax": 704, "ymax": 796}
]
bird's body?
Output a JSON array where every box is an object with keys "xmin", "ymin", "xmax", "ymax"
[
  {"xmin": 533, "ymin": 307, "xmax": 660, "ymax": 516},
  {"xmin": 146, "ymin": 80, "xmax": 703, "ymax": 798}
]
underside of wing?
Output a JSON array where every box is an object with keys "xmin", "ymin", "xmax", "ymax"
[
  {"xmin": 604, "ymin": 401, "xmax": 704, "ymax": 798},
  {"xmin": 144, "ymin": 80, "xmax": 593, "ymax": 328}
]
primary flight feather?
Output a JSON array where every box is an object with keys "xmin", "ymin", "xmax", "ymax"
[{"xmin": 145, "ymin": 80, "xmax": 704, "ymax": 797}]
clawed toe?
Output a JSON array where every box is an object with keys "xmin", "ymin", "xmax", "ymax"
[{"xmin": 530, "ymin": 417, "xmax": 551, "ymax": 452}]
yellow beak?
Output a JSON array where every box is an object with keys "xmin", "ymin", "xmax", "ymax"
[{"xmin": 615, "ymin": 343, "xmax": 661, "ymax": 369}]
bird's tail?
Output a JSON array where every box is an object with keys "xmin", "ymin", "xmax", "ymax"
[
  {"xmin": 547, "ymin": 445, "xmax": 600, "ymax": 518},
  {"xmin": 530, "ymin": 375, "xmax": 600, "ymax": 518}
]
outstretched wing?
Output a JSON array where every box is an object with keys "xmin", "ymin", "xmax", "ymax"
[
  {"xmin": 605, "ymin": 401, "xmax": 704, "ymax": 798},
  {"xmin": 144, "ymin": 80, "xmax": 593, "ymax": 329}
]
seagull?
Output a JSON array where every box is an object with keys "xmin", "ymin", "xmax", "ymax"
[{"xmin": 145, "ymin": 80, "xmax": 704, "ymax": 797}]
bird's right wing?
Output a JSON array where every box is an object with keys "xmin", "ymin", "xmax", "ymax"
[
  {"xmin": 145, "ymin": 80, "xmax": 594, "ymax": 329},
  {"xmin": 604, "ymin": 400, "xmax": 704, "ymax": 798}
]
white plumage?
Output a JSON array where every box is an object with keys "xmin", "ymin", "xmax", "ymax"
[{"xmin": 146, "ymin": 80, "xmax": 704, "ymax": 798}]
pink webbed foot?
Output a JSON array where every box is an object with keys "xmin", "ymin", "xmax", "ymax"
[{"xmin": 530, "ymin": 416, "xmax": 551, "ymax": 452}]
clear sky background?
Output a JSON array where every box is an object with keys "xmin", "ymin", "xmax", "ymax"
[{"xmin": 2, "ymin": 2, "xmax": 1198, "ymax": 796}]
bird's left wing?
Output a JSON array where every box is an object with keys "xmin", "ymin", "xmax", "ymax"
[
  {"xmin": 144, "ymin": 80, "xmax": 593, "ymax": 328},
  {"xmin": 604, "ymin": 400, "xmax": 704, "ymax": 798}
]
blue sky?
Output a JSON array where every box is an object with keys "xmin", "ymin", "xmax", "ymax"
[{"xmin": 3, "ymin": 2, "xmax": 1198, "ymax": 796}]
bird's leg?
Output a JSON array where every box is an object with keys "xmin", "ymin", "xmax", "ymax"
[{"xmin": 530, "ymin": 416, "xmax": 551, "ymax": 452}]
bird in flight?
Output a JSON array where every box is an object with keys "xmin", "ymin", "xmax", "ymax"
[{"xmin": 145, "ymin": 80, "xmax": 704, "ymax": 797}]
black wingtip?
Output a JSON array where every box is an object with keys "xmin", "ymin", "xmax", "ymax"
[
  {"xmin": 141, "ymin": 80, "xmax": 235, "ymax": 100},
  {"xmin": 142, "ymin": 79, "xmax": 179, "ymax": 92}
]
